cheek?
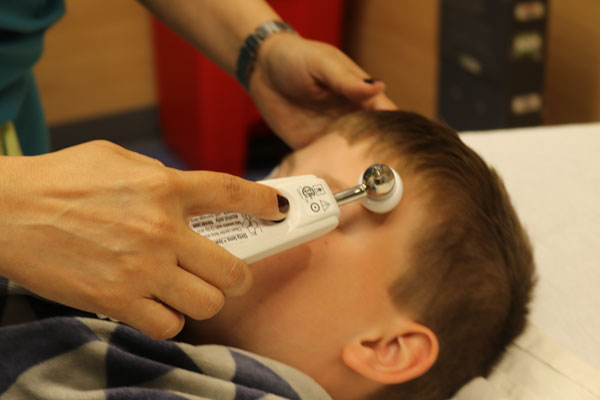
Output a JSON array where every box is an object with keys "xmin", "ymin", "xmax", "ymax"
[
  {"xmin": 250, "ymin": 244, "xmax": 313, "ymax": 290},
  {"xmin": 249, "ymin": 238, "xmax": 344, "ymax": 310},
  {"xmin": 238, "ymin": 246, "xmax": 338, "ymax": 340},
  {"xmin": 245, "ymin": 244, "xmax": 329, "ymax": 317}
]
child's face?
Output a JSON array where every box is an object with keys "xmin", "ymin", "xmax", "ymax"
[{"xmin": 182, "ymin": 133, "xmax": 429, "ymax": 380}]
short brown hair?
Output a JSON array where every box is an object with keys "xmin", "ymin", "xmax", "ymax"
[{"xmin": 330, "ymin": 110, "xmax": 536, "ymax": 400}]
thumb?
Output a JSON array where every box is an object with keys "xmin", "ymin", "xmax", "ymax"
[
  {"xmin": 363, "ymin": 92, "xmax": 398, "ymax": 111},
  {"xmin": 309, "ymin": 46, "xmax": 387, "ymax": 103},
  {"xmin": 342, "ymin": 78, "xmax": 388, "ymax": 103},
  {"xmin": 315, "ymin": 63, "xmax": 397, "ymax": 110},
  {"xmin": 318, "ymin": 69, "xmax": 387, "ymax": 104}
]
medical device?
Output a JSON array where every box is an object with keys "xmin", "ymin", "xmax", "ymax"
[{"xmin": 190, "ymin": 164, "xmax": 403, "ymax": 263}]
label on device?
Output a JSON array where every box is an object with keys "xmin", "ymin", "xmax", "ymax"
[{"xmin": 190, "ymin": 212, "xmax": 265, "ymax": 245}]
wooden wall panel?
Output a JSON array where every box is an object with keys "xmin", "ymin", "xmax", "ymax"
[
  {"xmin": 344, "ymin": 0, "xmax": 440, "ymax": 119},
  {"xmin": 34, "ymin": 0, "xmax": 157, "ymax": 125},
  {"xmin": 543, "ymin": 0, "xmax": 600, "ymax": 124}
]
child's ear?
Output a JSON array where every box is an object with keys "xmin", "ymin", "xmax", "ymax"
[{"xmin": 341, "ymin": 321, "xmax": 439, "ymax": 384}]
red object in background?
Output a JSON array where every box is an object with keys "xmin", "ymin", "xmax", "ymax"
[{"xmin": 152, "ymin": 0, "xmax": 345, "ymax": 176}]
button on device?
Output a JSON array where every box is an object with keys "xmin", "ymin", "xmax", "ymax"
[{"xmin": 310, "ymin": 202, "xmax": 321, "ymax": 213}]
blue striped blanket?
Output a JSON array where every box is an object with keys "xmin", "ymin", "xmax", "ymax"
[{"xmin": 0, "ymin": 277, "xmax": 331, "ymax": 399}]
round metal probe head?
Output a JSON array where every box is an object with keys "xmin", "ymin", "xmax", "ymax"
[
  {"xmin": 333, "ymin": 163, "xmax": 403, "ymax": 212},
  {"xmin": 363, "ymin": 164, "xmax": 395, "ymax": 198}
]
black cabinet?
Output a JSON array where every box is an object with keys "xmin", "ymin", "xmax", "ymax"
[{"xmin": 438, "ymin": 0, "xmax": 548, "ymax": 130}]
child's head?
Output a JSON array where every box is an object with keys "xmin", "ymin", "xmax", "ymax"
[{"xmin": 181, "ymin": 110, "xmax": 536, "ymax": 400}]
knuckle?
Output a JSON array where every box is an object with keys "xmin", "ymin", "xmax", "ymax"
[
  {"xmin": 79, "ymin": 266, "xmax": 120, "ymax": 299},
  {"xmin": 152, "ymin": 315, "xmax": 184, "ymax": 340},
  {"xmin": 219, "ymin": 258, "xmax": 246, "ymax": 291},
  {"xmin": 111, "ymin": 254, "xmax": 143, "ymax": 279},
  {"xmin": 151, "ymin": 157, "xmax": 165, "ymax": 167},
  {"xmin": 87, "ymin": 140, "xmax": 125, "ymax": 156},
  {"xmin": 89, "ymin": 139, "xmax": 115, "ymax": 149},
  {"xmin": 123, "ymin": 201, "xmax": 178, "ymax": 240},
  {"xmin": 195, "ymin": 289, "xmax": 225, "ymax": 319},
  {"xmin": 144, "ymin": 209, "xmax": 178, "ymax": 237},
  {"xmin": 129, "ymin": 167, "xmax": 176, "ymax": 200},
  {"xmin": 147, "ymin": 168, "xmax": 175, "ymax": 195},
  {"xmin": 217, "ymin": 174, "xmax": 245, "ymax": 205}
]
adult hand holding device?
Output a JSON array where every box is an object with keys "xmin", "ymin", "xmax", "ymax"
[{"xmin": 0, "ymin": 140, "xmax": 288, "ymax": 339}]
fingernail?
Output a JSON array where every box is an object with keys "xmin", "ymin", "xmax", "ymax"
[
  {"xmin": 277, "ymin": 194, "xmax": 290, "ymax": 214},
  {"xmin": 363, "ymin": 78, "xmax": 378, "ymax": 84}
]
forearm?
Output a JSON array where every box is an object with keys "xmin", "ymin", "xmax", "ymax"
[{"xmin": 138, "ymin": 0, "xmax": 280, "ymax": 76}]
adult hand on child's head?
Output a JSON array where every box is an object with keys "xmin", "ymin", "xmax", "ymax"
[
  {"xmin": 249, "ymin": 34, "xmax": 397, "ymax": 149},
  {"xmin": 0, "ymin": 141, "xmax": 287, "ymax": 339}
]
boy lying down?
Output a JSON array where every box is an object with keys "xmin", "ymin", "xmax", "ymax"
[{"xmin": 0, "ymin": 110, "xmax": 535, "ymax": 400}]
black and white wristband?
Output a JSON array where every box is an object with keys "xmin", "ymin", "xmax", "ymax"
[{"xmin": 235, "ymin": 20, "xmax": 296, "ymax": 91}]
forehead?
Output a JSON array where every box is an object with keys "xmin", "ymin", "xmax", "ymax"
[{"xmin": 279, "ymin": 133, "xmax": 379, "ymax": 186}]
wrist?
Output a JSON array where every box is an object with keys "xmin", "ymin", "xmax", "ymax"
[
  {"xmin": 235, "ymin": 20, "xmax": 297, "ymax": 90},
  {"xmin": 0, "ymin": 155, "xmax": 25, "ymax": 276}
]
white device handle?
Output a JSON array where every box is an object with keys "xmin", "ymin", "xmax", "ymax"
[{"xmin": 190, "ymin": 175, "xmax": 340, "ymax": 263}]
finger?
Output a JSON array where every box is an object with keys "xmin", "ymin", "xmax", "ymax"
[
  {"xmin": 119, "ymin": 297, "xmax": 185, "ymax": 340},
  {"xmin": 309, "ymin": 49, "xmax": 387, "ymax": 103},
  {"xmin": 176, "ymin": 171, "xmax": 289, "ymax": 221},
  {"xmin": 157, "ymin": 265, "xmax": 227, "ymax": 321},
  {"xmin": 178, "ymin": 229, "xmax": 253, "ymax": 297}
]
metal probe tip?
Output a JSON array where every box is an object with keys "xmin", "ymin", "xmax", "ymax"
[
  {"xmin": 363, "ymin": 164, "xmax": 395, "ymax": 197},
  {"xmin": 334, "ymin": 163, "xmax": 397, "ymax": 206}
]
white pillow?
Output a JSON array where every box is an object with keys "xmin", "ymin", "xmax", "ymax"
[{"xmin": 452, "ymin": 324, "xmax": 600, "ymax": 400}]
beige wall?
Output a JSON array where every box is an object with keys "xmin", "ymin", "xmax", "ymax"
[
  {"xmin": 34, "ymin": 0, "xmax": 157, "ymax": 125},
  {"xmin": 345, "ymin": 0, "xmax": 600, "ymax": 124}
]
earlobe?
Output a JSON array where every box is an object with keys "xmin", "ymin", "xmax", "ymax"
[{"xmin": 342, "ymin": 323, "xmax": 439, "ymax": 384}]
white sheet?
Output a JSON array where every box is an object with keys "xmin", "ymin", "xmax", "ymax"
[
  {"xmin": 460, "ymin": 123, "xmax": 600, "ymax": 370},
  {"xmin": 453, "ymin": 324, "xmax": 600, "ymax": 400}
]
